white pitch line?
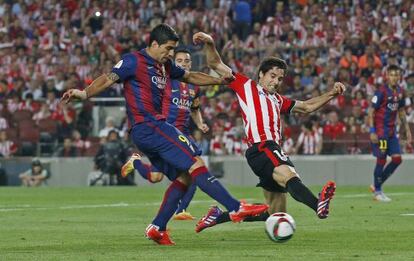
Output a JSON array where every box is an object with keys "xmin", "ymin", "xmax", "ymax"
[
  {"xmin": 340, "ymin": 192, "xmax": 414, "ymax": 198},
  {"xmin": 0, "ymin": 199, "xmax": 254, "ymax": 212},
  {"xmin": 400, "ymin": 214, "xmax": 414, "ymax": 216}
]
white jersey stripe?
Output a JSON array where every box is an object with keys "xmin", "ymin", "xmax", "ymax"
[
  {"xmin": 244, "ymin": 80, "xmax": 261, "ymax": 142},
  {"xmin": 229, "ymin": 73, "xmax": 295, "ymax": 146}
]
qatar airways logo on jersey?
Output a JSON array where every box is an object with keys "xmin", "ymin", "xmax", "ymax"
[
  {"xmin": 387, "ymin": 102, "xmax": 398, "ymax": 111},
  {"xmin": 151, "ymin": 76, "xmax": 167, "ymax": 89},
  {"xmin": 172, "ymin": 97, "xmax": 192, "ymax": 109}
]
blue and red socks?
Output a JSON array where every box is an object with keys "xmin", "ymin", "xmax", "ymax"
[
  {"xmin": 133, "ymin": 159, "xmax": 157, "ymax": 182},
  {"xmin": 374, "ymin": 158, "xmax": 386, "ymax": 191},
  {"xmin": 190, "ymin": 166, "xmax": 240, "ymax": 212},
  {"xmin": 381, "ymin": 156, "xmax": 402, "ymax": 185},
  {"xmin": 152, "ymin": 180, "xmax": 187, "ymax": 231},
  {"xmin": 176, "ymin": 183, "xmax": 197, "ymax": 214}
]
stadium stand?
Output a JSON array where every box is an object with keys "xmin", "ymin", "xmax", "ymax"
[{"xmin": 0, "ymin": 0, "xmax": 413, "ymax": 157}]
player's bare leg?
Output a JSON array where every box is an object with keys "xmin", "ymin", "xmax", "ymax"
[{"xmin": 264, "ymin": 190, "xmax": 287, "ymax": 213}]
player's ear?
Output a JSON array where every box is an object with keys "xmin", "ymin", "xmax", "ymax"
[
  {"xmin": 150, "ymin": 40, "xmax": 159, "ymax": 49},
  {"xmin": 258, "ymin": 71, "xmax": 264, "ymax": 80}
]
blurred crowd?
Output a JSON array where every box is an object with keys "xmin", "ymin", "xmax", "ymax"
[{"xmin": 1, "ymin": 0, "xmax": 414, "ymax": 159}]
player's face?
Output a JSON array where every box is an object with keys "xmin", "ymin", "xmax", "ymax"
[
  {"xmin": 174, "ymin": 52, "xmax": 192, "ymax": 70},
  {"xmin": 387, "ymin": 70, "xmax": 401, "ymax": 87},
  {"xmin": 153, "ymin": 40, "xmax": 178, "ymax": 63},
  {"xmin": 259, "ymin": 67, "xmax": 285, "ymax": 94}
]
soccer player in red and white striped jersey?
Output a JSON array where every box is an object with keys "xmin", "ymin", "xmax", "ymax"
[{"xmin": 193, "ymin": 32, "xmax": 346, "ymax": 233}]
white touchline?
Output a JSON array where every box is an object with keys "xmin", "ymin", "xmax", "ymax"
[{"xmin": 400, "ymin": 214, "xmax": 414, "ymax": 216}]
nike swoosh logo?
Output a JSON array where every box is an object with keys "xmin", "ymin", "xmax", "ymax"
[
  {"xmin": 147, "ymin": 66, "xmax": 153, "ymax": 69},
  {"xmin": 172, "ymin": 89, "xmax": 179, "ymax": 92}
]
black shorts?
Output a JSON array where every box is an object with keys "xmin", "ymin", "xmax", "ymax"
[{"xmin": 245, "ymin": 141, "xmax": 294, "ymax": 193}]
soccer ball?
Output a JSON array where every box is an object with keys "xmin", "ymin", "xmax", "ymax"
[{"xmin": 265, "ymin": 212, "xmax": 296, "ymax": 243}]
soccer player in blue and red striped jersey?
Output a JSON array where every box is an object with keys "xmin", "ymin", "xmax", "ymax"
[
  {"xmin": 123, "ymin": 48, "xmax": 209, "ymax": 221},
  {"xmin": 61, "ymin": 24, "xmax": 268, "ymax": 245},
  {"xmin": 368, "ymin": 65, "xmax": 412, "ymax": 202}
]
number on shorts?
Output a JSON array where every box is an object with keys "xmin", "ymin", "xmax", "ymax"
[
  {"xmin": 379, "ymin": 139, "xmax": 387, "ymax": 151},
  {"xmin": 273, "ymin": 149, "xmax": 288, "ymax": 162}
]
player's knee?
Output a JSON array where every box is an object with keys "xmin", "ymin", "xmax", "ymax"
[
  {"xmin": 391, "ymin": 155, "xmax": 402, "ymax": 165},
  {"xmin": 273, "ymin": 165, "xmax": 298, "ymax": 187},
  {"xmin": 376, "ymin": 158, "xmax": 386, "ymax": 166},
  {"xmin": 188, "ymin": 156, "xmax": 206, "ymax": 174},
  {"xmin": 149, "ymin": 172, "xmax": 164, "ymax": 183}
]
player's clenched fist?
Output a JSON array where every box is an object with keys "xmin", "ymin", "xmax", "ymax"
[
  {"xmin": 332, "ymin": 82, "xmax": 346, "ymax": 95},
  {"xmin": 61, "ymin": 89, "xmax": 87, "ymax": 103},
  {"xmin": 193, "ymin": 32, "xmax": 214, "ymax": 45}
]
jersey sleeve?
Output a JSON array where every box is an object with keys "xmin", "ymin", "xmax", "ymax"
[
  {"xmin": 228, "ymin": 72, "xmax": 249, "ymax": 94},
  {"xmin": 280, "ymin": 95, "xmax": 296, "ymax": 114},
  {"xmin": 169, "ymin": 60, "xmax": 186, "ymax": 79},
  {"xmin": 111, "ymin": 53, "xmax": 137, "ymax": 82},
  {"xmin": 371, "ymin": 91, "xmax": 383, "ymax": 110}
]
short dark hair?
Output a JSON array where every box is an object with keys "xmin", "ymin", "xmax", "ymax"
[
  {"xmin": 387, "ymin": 64, "xmax": 401, "ymax": 73},
  {"xmin": 174, "ymin": 47, "xmax": 191, "ymax": 59},
  {"xmin": 149, "ymin": 24, "xmax": 179, "ymax": 46},
  {"xmin": 257, "ymin": 57, "xmax": 288, "ymax": 79}
]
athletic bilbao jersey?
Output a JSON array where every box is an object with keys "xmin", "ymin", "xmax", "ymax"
[
  {"xmin": 371, "ymin": 84, "xmax": 405, "ymax": 137},
  {"xmin": 163, "ymin": 80, "xmax": 200, "ymax": 134},
  {"xmin": 229, "ymin": 72, "xmax": 296, "ymax": 145},
  {"xmin": 111, "ymin": 49, "xmax": 185, "ymax": 126}
]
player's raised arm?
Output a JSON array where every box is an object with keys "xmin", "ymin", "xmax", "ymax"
[
  {"xmin": 193, "ymin": 32, "xmax": 233, "ymax": 77},
  {"xmin": 292, "ymin": 82, "xmax": 346, "ymax": 114}
]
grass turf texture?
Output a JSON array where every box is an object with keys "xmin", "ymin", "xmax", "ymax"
[{"xmin": 1, "ymin": 186, "xmax": 414, "ymax": 260}]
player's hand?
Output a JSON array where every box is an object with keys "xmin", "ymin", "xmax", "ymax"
[
  {"xmin": 370, "ymin": 133, "xmax": 378, "ymax": 144},
  {"xmin": 332, "ymin": 82, "xmax": 346, "ymax": 95},
  {"xmin": 193, "ymin": 32, "xmax": 214, "ymax": 45},
  {"xmin": 198, "ymin": 123, "xmax": 210, "ymax": 133},
  {"xmin": 61, "ymin": 89, "xmax": 87, "ymax": 103}
]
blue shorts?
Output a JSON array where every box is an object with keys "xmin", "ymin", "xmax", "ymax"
[
  {"xmin": 130, "ymin": 120, "xmax": 201, "ymax": 181},
  {"xmin": 371, "ymin": 135, "xmax": 401, "ymax": 158}
]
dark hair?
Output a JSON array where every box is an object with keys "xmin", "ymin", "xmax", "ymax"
[
  {"xmin": 149, "ymin": 24, "xmax": 179, "ymax": 46},
  {"xmin": 304, "ymin": 121, "xmax": 313, "ymax": 131},
  {"xmin": 174, "ymin": 47, "xmax": 191, "ymax": 58},
  {"xmin": 387, "ymin": 64, "xmax": 401, "ymax": 72},
  {"xmin": 257, "ymin": 57, "xmax": 288, "ymax": 80}
]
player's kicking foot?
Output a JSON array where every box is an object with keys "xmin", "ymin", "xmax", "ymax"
[
  {"xmin": 121, "ymin": 153, "xmax": 141, "ymax": 178},
  {"xmin": 317, "ymin": 180, "xmax": 336, "ymax": 219},
  {"xmin": 195, "ymin": 206, "xmax": 223, "ymax": 233},
  {"xmin": 145, "ymin": 224, "xmax": 175, "ymax": 245},
  {"xmin": 373, "ymin": 191, "xmax": 391, "ymax": 202},
  {"xmin": 173, "ymin": 210, "xmax": 195, "ymax": 220},
  {"xmin": 229, "ymin": 201, "xmax": 269, "ymax": 223}
]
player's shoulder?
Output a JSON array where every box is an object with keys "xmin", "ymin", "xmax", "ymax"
[{"xmin": 231, "ymin": 72, "xmax": 255, "ymax": 87}]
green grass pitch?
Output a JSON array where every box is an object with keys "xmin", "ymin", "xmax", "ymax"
[{"xmin": 1, "ymin": 186, "xmax": 414, "ymax": 260}]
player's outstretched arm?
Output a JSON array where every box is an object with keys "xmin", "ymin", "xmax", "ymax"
[
  {"xmin": 61, "ymin": 73, "xmax": 118, "ymax": 103},
  {"xmin": 182, "ymin": 71, "xmax": 234, "ymax": 86},
  {"xmin": 292, "ymin": 82, "xmax": 346, "ymax": 114},
  {"xmin": 399, "ymin": 108, "xmax": 412, "ymax": 144},
  {"xmin": 193, "ymin": 32, "xmax": 233, "ymax": 77}
]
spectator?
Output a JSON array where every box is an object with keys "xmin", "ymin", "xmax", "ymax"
[
  {"xmin": 54, "ymin": 137, "xmax": 78, "ymax": 157},
  {"xmin": 19, "ymin": 159, "xmax": 50, "ymax": 187},
  {"xmin": 0, "ymin": 130, "xmax": 17, "ymax": 158},
  {"xmin": 32, "ymin": 103, "xmax": 51, "ymax": 124},
  {"xmin": 99, "ymin": 116, "xmax": 118, "ymax": 139},
  {"xmin": 294, "ymin": 121, "xmax": 322, "ymax": 155},
  {"xmin": 323, "ymin": 111, "xmax": 346, "ymax": 140}
]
